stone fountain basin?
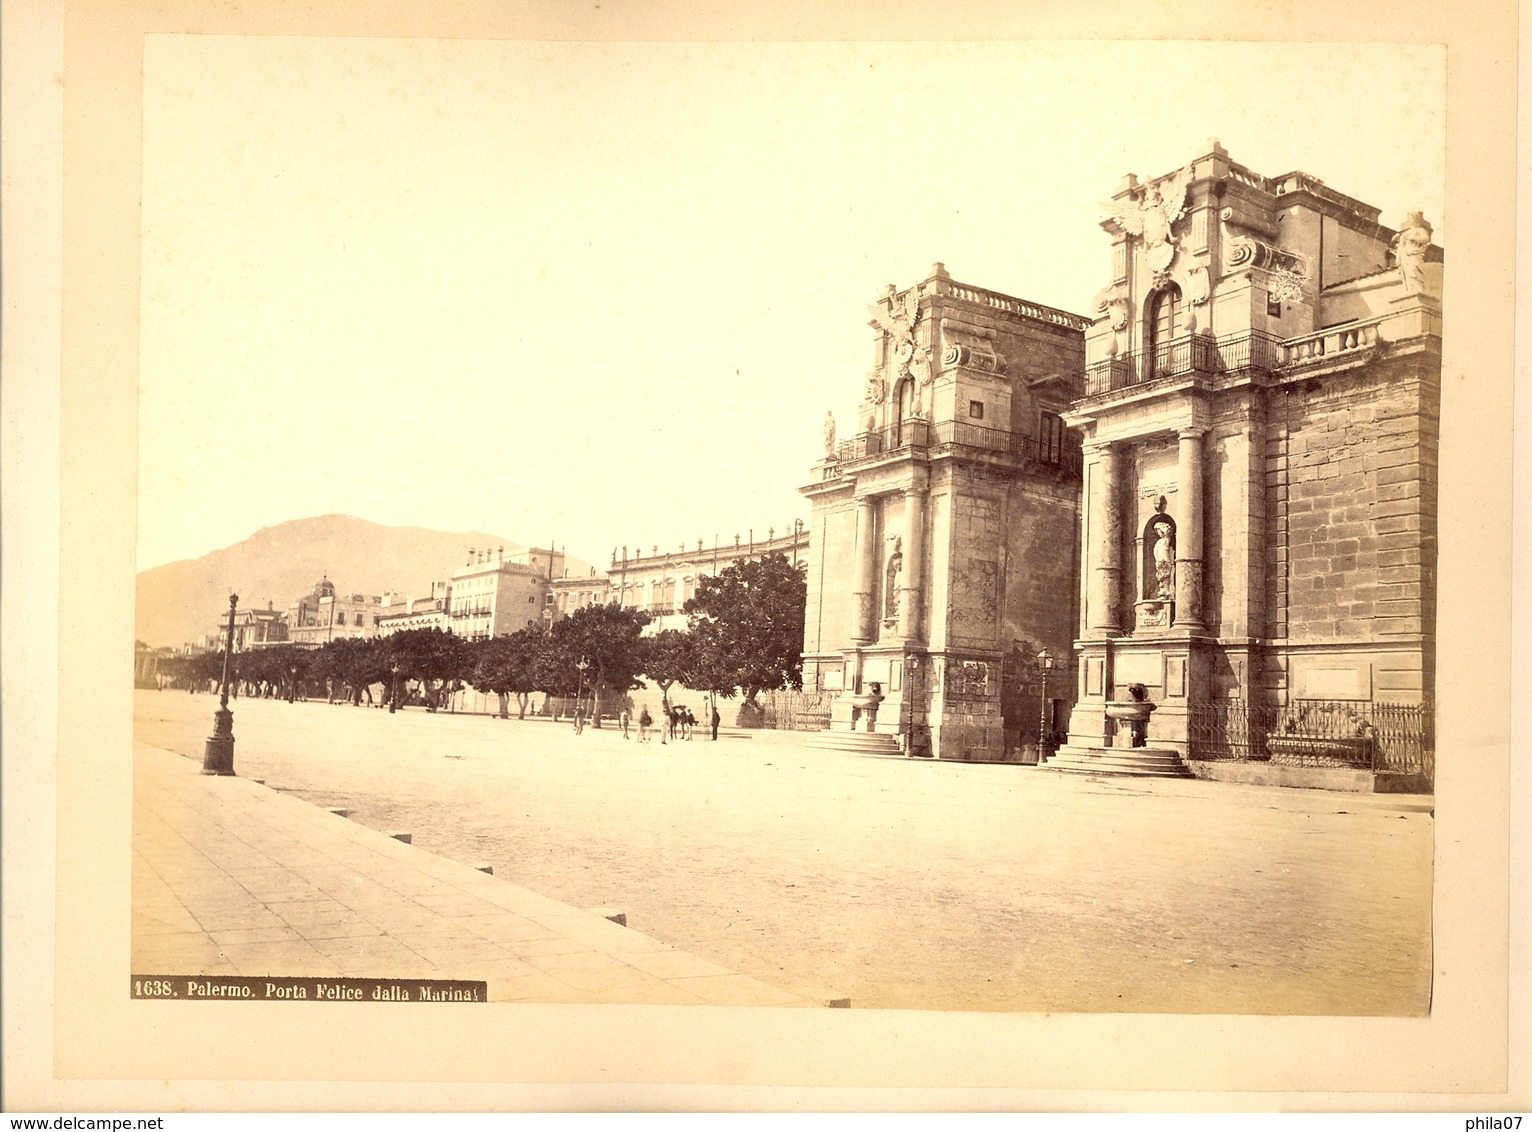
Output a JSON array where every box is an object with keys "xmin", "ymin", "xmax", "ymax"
[{"xmin": 1104, "ymin": 701, "xmax": 1156, "ymax": 722}]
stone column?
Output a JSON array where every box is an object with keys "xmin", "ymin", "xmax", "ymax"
[
  {"xmin": 898, "ymin": 488, "xmax": 927, "ymax": 641},
  {"xmin": 850, "ymin": 496, "xmax": 878, "ymax": 644},
  {"xmin": 1176, "ymin": 427, "xmax": 1207, "ymax": 629},
  {"xmin": 1086, "ymin": 441, "xmax": 1123, "ymax": 634}
]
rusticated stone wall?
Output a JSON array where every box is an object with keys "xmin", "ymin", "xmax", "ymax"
[{"xmin": 1261, "ymin": 355, "xmax": 1439, "ymax": 702}]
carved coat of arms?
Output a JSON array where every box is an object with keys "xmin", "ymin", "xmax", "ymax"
[
  {"xmin": 1102, "ymin": 167, "xmax": 1192, "ymax": 275},
  {"xmin": 868, "ymin": 287, "xmax": 933, "ymax": 390}
]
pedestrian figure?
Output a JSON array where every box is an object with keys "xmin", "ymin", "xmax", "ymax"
[
  {"xmin": 683, "ymin": 707, "xmax": 697, "ymax": 740},
  {"xmin": 667, "ymin": 706, "xmax": 679, "ymax": 741},
  {"xmin": 638, "ymin": 707, "xmax": 652, "ymax": 742},
  {"xmin": 620, "ymin": 707, "xmax": 631, "ymax": 739},
  {"xmin": 711, "ymin": 705, "xmax": 721, "ymax": 741},
  {"xmin": 574, "ymin": 703, "xmax": 585, "ymax": 734}
]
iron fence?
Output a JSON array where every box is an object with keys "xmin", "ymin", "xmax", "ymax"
[
  {"xmin": 1186, "ymin": 699, "xmax": 1433, "ymax": 783},
  {"xmin": 1082, "ymin": 330, "xmax": 1284, "ymax": 397},
  {"xmin": 760, "ymin": 689, "xmax": 833, "ymax": 731}
]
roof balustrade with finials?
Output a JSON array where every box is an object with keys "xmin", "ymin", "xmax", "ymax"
[
  {"xmin": 940, "ymin": 281, "xmax": 1093, "ymax": 331},
  {"xmin": 1277, "ymin": 314, "xmax": 1388, "ymax": 368}
]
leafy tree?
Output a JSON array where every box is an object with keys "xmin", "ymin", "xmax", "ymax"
[
  {"xmin": 322, "ymin": 636, "xmax": 389, "ymax": 705},
  {"xmin": 257, "ymin": 644, "xmax": 310, "ymax": 701},
  {"xmin": 685, "ymin": 552, "xmax": 806, "ymax": 712},
  {"xmin": 384, "ymin": 628, "xmax": 474, "ymax": 712},
  {"xmin": 641, "ymin": 629, "xmax": 698, "ymax": 718},
  {"xmin": 157, "ymin": 653, "xmax": 193, "ymax": 690},
  {"xmin": 532, "ymin": 632, "xmax": 579, "ymax": 702},
  {"xmin": 546, "ymin": 604, "xmax": 651, "ymax": 726},
  {"xmin": 471, "ymin": 629, "xmax": 543, "ymax": 719}
]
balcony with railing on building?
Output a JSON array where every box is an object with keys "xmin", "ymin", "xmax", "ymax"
[
  {"xmin": 832, "ymin": 418, "xmax": 1082, "ymax": 473},
  {"xmin": 1077, "ymin": 304, "xmax": 1439, "ymax": 406}
]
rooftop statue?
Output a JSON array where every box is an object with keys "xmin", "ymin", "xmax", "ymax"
[{"xmin": 1393, "ymin": 212, "xmax": 1432, "ymax": 295}]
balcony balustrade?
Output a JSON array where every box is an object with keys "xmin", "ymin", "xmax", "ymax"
[
  {"xmin": 832, "ymin": 418, "xmax": 1082, "ymax": 472},
  {"xmin": 1081, "ymin": 330, "xmax": 1284, "ymax": 397}
]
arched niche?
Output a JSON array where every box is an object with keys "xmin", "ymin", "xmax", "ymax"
[
  {"xmin": 1132, "ymin": 502, "xmax": 1177, "ymax": 633},
  {"xmin": 883, "ymin": 536, "xmax": 904, "ymax": 622},
  {"xmin": 1141, "ymin": 511, "xmax": 1176, "ymax": 601}
]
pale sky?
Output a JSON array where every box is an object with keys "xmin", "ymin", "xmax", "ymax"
[{"xmin": 138, "ymin": 38, "xmax": 1446, "ymax": 573}]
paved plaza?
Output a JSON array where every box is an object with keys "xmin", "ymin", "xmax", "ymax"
[
  {"xmin": 133, "ymin": 741, "xmax": 816, "ymax": 1006},
  {"xmin": 133, "ymin": 690, "xmax": 1433, "ymax": 1014}
]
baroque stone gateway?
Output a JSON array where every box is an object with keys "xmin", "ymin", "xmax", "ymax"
[{"xmin": 799, "ymin": 141, "xmax": 1440, "ymax": 786}]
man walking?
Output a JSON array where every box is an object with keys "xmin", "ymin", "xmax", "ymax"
[{"xmin": 711, "ymin": 704, "xmax": 721, "ymax": 741}]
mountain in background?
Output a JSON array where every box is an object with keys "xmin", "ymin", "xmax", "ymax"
[{"xmin": 135, "ymin": 514, "xmax": 600, "ymax": 649}]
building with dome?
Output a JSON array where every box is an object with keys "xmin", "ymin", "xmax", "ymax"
[{"xmin": 285, "ymin": 576, "xmax": 384, "ymax": 647}]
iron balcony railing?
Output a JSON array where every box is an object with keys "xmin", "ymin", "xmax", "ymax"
[
  {"xmin": 1081, "ymin": 330, "xmax": 1285, "ymax": 397},
  {"xmin": 1186, "ymin": 699, "xmax": 1433, "ymax": 785},
  {"xmin": 833, "ymin": 419, "xmax": 1083, "ymax": 472}
]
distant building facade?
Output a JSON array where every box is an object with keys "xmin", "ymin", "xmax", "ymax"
[
  {"xmin": 286, "ymin": 577, "xmax": 383, "ymax": 646},
  {"xmin": 375, "ymin": 582, "xmax": 452, "ymax": 636},
  {"xmin": 446, "ymin": 546, "xmax": 564, "ymax": 639},
  {"xmin": 549, "ymin": 566, "xmax": 611, "ymax": 623},
  {"xmin": 209, "ymin": 602, "xmax": 289, "ymax": 651},
  {"xmin": 608, "ymin": 526, "xmax": 811, "ymax": 631}
]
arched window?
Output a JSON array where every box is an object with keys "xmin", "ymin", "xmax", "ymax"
[
  {"xmin": 1147, "ymin": 285, "xmax": 1182, "ymax": 377},
  {"xmin": 893, "ymin": 379, "xmax": 915, "ymax": 446}
]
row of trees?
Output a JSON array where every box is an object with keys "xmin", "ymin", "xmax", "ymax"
[{"xmin": 163, "ymin": 553, "xmax": 808, "ymax": 725}]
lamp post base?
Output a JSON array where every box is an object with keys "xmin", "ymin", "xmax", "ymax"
[{"xmin": 201, "ymin": 708, "xmax": 236, "ymax": 775}]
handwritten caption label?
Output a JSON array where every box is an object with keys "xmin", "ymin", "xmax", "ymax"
[{"xmin": 132, "ymin": 975, "xmax": 486, "ymax": 1002}]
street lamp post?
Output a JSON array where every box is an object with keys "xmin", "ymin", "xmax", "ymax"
[
  {"xmin": 287, "ymin": 662, "xmax": 298, "ymax": 704},
  {"xmin": 389, "ymin": 662, "xmax": 400, "ymax": 713},
  {"xmin": 201, "ymin": 594, "xmax": 238, "ymax": 775},
  {"xmin": 1036, "ymin": 647, "xmax": 1055, "ymax": 764},
  {"xmin": 575, "ymin": 656, "xmax": 590, "ymax": 723}
]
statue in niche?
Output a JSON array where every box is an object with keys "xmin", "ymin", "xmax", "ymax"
[
  {"xmin": 884, "ymin": 537, "xmax": 903, "ymax": 620},
  {"xmin": 1148, "ymin": 517, "xmax": 1175, "ymax": 600},
  {"xmin": 822, "ymin": 411, "xmax": 837, "ymax": 458},
  {"xmin": 1393, "ymin": 212, "xmax": 1432, "ymax": 294}
]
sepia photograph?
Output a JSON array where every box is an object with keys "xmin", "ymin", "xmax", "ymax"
[
  {"xmin": 7, "ymin": 0, "xmax": 1521, "ymax": 1111},
  {"xmin": 127, "ymin": 35, "xmax": 1444, "ymax": 1016}
]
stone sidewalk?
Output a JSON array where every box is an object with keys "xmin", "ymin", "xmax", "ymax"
[{"xmin": 132, "ymin": 741, "xmax": 821, "ymax": 1006}]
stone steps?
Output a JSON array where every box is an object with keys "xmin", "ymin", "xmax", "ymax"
[
  {"xmin": 804, "ymin": 730, "xmax": 904, "ymax": 757},
  {"xmin": 1043, "ymin": 745, "xmax": 1194, "ymax": 779}
]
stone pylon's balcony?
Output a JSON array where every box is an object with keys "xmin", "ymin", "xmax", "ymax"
[
  {"xmin": 1077, "ymin": 330, "xmax": 1285, "ymax": 403},
  {"xmin": 1074, "ymin": 304, "xmax": 1440, "ymax": 411},
  {"xmin": 826, "ymin": 419, "xmax": 1082, "ymax": 476}
]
